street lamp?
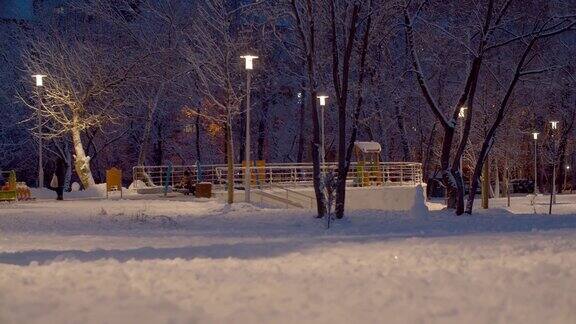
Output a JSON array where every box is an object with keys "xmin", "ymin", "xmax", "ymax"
[
  {"xmin": 317, "ymin": 95, "xmax": 329, "ymax": 174},
  {"xmin": 551, "ymin": 121, "xmax": 559, "ymax": 130},
  {"xmin": 458, "ymin": 106, "xmax": 467, "ymax": 118},
  {"xmin": 564, "ymin": 165, "xmax": 570, "ymax": 192},
  {"xmin": 458, "ymin": 106, "xmax": 467, "ymax": 172},
  {"xmin": 32, "ymin": 74, "xmax": 46, "ymax": 87},
  {"xmin": 549, "ymin": 120, "xmax": 559, "ymax": 211},
  {"xmin": 240, "ymin": 55, "xmax": 258, "ymax": 203},
  {"xmin": 532, "ymin": 132, "xmax": 539, "ymax": 194},
  {"xmin": 32, "ymin": 74, "xmax": 46, "ymax": 188}
]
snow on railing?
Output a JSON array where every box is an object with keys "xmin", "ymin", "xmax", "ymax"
[{"xmin": 131, "ymin": 162, "xmax": 423, "ymax": 190}]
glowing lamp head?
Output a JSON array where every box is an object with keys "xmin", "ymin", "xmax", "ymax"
[
  {"xmin": 567, "ymin": 165, "xmax": 570, "ymax": 170},
  {"xmin": 317, "ymin": 95, "xmax": 329, "ymax": 106},
  {"xmin": 550, "ymin": 121, "xmax": 559, "ymax": 130},
  {"xmin": 458, "ymin": 106, "xmax": 468, "ymax": 118},
  {"xmin": 532, "ymin": 132, "xmax": 539, "ymax": 140},
  {"xmin": 32, "ymin": 74, "xmax": 46, "ymax": 87},
  {"xmin": 240, "ymin": 55, "xmax": 258, "ymax": 70}
]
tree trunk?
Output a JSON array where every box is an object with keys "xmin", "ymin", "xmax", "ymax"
[
  {"xmin": 64, "ymin": 141, "xmax": 72, "ymax": 191},
  {"xmin": 292, "ymin": 0, "xmax": 326, "ymax": 217},
  {"xmin": 482, "ymin": 157, "xmax": 489, "ymax": 209},
  {"xmin": 422, "ymin": 122, "xmax": 437, "ymax": 181},
  {"xmin": 195, "ymin": 104, "xmax": 202, "ymax": 163},
  {"xmin": 466, "ymin": 39, "xmax": 537, "ymax": 214},
  {"xmin": 257, "ymin": 100, "xmax": 269, "ymax": 161},
  {"xmin": 439, "ymin": 126, "xmax": 458, "ymax": 209},
  {"xmin": 153, "ymin": 124, "xmax": 163, "ymax": 166},
  {"xmin": 137, "ymin": 82, "xmax": 165, "ymax": 166},
  {"xmin": 494, "ymin": 158, "xmax": 500, "ymax": 198},
  {"xmin": 331, "ymin": 3, "xmax": 361, "ymax": 219},
  {"xmin": 71, "ymin": 114, "xmax": 95, "ymax": 188},
  {"xmin": 238, "ymin": 106, "xmax": 246, "ymax": 164},
  {"xmin": 505, "ymin": 152, "xmax": 511, "ymax": 207},
  {"xmin": 404, "ymin": 1, "xmax": 495, "ymax": 216},
  {"xmin": 225, "ymin": 116, "xmax": 234, "ymax": 204}
]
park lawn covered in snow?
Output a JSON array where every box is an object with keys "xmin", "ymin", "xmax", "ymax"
[{"xmin": 1, "ymin": 194, "xmax": 576, "ymax": 323}]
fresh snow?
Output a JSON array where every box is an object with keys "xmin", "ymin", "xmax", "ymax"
[
  {"xmin": 1, "ymin": 194, "xmax": 576, "ymax": 323},
  {"xmin": 410, "ymin": 185, "xmax": 429, "ymax": 217}
]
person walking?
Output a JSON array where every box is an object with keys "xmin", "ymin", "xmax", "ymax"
[{"xmin": 50, "ymin": 158, "xmax": 67, "ymax": 200}]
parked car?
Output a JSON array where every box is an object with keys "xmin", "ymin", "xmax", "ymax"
[{"xmin": 510, "ymin": 179, "xmax": 534, "ymax": 193}]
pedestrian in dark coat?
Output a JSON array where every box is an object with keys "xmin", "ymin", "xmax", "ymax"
[
  {"xmin": 176, "ymin": 170, "xmax": 196, "ymax": 195},
  {"xmin": 51, "ymin": 158, "xmax": 67, "ymax": 200}
]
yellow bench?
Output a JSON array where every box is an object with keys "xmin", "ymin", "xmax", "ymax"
[{"xmin": 0, "ymin": 171, "xmax": 18, "ymax": 202}]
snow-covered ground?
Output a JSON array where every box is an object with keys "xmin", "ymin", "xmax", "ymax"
[{"xmin": 1, "ymin": 193, "xmax": 576, "ymax": 323}]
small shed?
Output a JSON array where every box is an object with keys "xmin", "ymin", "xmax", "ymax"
[{"xmin": 353, "ymin": 141, "xmax": 383, "ymax": 187}]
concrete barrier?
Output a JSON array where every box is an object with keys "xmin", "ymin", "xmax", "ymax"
[{"xmin": 216, "ymin": 185, "xmax": 425, "ymax": 211}]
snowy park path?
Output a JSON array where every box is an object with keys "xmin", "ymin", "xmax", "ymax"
[{"xmin": 1, "ymin": 195, "xmax": 576, "ymax": 323}]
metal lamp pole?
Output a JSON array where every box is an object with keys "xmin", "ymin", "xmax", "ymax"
[
  {"xmin": 240, "ymin": 55, "xmax": 258, "ymax": 203},
  {"xmin": 532, "ymin": 132, "xmax": 539, "ymax": 194},
  {"xmin": 550, "ymin": 121, "xmax": 559, "ymax": 213},
  {"xmin": 317, "ymin": 95, "xmax": 329, "ymax": 175},
  {"xmin": 32, "ymin": 74, "xmax": 46, "ymax": 188},
  {"xmin": 552, "ymin": 121, "xmax": 559, "ymax": 204},
  {"xmin": 564, "ymin": 165, "xmax": 570, "ymax": 192},
  {"xmin": 458, "ymin": 106, "xmax": 467, "ymax": 173}
]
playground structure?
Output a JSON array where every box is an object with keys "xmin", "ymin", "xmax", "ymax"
[
  {"xmin": 0, "ymin": 170, "xmax": 32, "ymax": 202},
  {"xmin": 132, "ymin": 161, "xmax": 423, "ymax": 210},
  {"xmin": 106, "ymin": 167, "xmax": 123, "ymax": 198},
  {"xmin": 353, "ymin": 141, "xmax": 384, "ymax": 187},
  {"xmin": 131, "ymin": 140, "xmax": 422, "ymax": 210},
  {"xmin": 132, "ymin": 161, "xmax": 422, "ymax": 192}
]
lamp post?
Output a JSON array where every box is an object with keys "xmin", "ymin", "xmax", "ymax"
[
  {"xmin": 564, "ymin": 165, "xmax": 570, "ymax": 192},
  {"xmin": 240, "ymin": 55, "xmax": 258, "ymax": 203},
  {"xmin": 458, "ymin": 106, "xmax": 467, "ymax": 173},
  {"xmin": 317, "ymin": 95, "xmax": 329, "ymax": 174},
  {"xmin": 32, "ymin": 74, "xmax": 46, "ymax": 188},
  {"xmin": 550, "ymin": 120, "xmax": 559, "ymax": 212},
  {"xmin": 532, "ymin": 132, "xmax": 539, "ymax": 194}
]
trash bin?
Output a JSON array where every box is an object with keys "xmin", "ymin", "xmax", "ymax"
[{"xmin": 195, "ymin": 182, "xmax": 212, "ymax": 198}]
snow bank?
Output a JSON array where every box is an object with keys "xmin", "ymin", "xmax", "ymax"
[
  {"xmin": 71, "ymin": 182, "xmax": 81, "ymax": 192},
  {"xmin": 410, "ymin": 185, "xmax": 429, "ymax": 217},
  {"xmin": 1, "ymin": 230, "xmax": 575, "ymax": 324},
  {"xmin": 1, "ymin": 195, "xmax": 576, "ymax": 323},
  {"xmin": 128, "ymin": 180, "xmax": 146, "ymax": 190},
  {"xmin": 229, "ymin": 185, "xmax": 427, "ymax": 211},
  {"xmin": 30, "ymin": 183, "xmax": 110, "ymax": 199}
]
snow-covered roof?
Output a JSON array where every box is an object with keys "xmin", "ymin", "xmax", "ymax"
[{"xmin": 354, "ymin": 141, "xmax": 381, "ymax": 153}]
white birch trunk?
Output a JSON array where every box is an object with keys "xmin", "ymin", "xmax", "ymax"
[{"xmin": 71, "ymin": 113, "xmax": 95, "ymax": 188}]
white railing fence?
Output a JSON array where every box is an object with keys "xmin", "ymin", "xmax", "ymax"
[{"xmin": 132, "ymin": 162, "xmax": 422, "ymax": 191}]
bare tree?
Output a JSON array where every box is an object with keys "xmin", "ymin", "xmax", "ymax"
[
  {"xmin": 181, "ymin": 0, "xmax": 253, "ymax": 203},
  {"xmin": 465, "ymin": 15, "xmax": 576, "ymax": 213},
  {"xmin": 289, "ymin": 0, "xmax": 327, "ymax": 217},
  {"xmin": 20, "ymin": 22, "xmax": 139, "ymax": 188}
]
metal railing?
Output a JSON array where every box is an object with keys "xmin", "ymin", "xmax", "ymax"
[{"xmin": 132, "ymin": 162, "xmax": 422, "ymax": 191}]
